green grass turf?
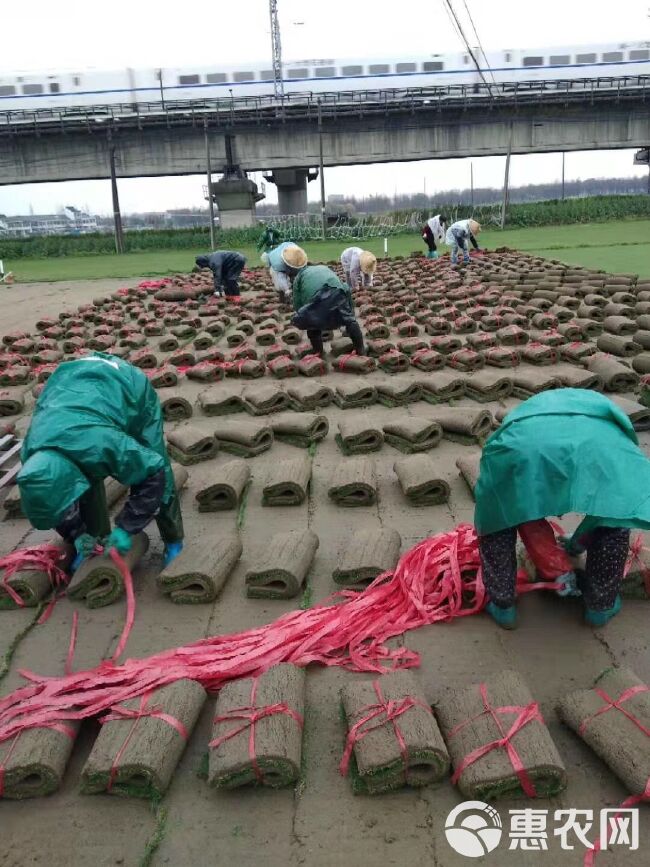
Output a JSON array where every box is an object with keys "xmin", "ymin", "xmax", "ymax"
[{"xmin": 6, "ymin": 219, "xmax": 650, "ymax": 282}]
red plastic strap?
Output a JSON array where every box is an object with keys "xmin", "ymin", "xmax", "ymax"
[
  {"xmin": 624, "ymin": 536, "xmax": 650, "ymax": 595},
  {"xmin": 339, "ymin": 679, "xmax": 431, "ymax": 776},
  {"xmin": 584, "ymin": 778, "xmax": 650, "ymax": 866},
  {"xmin": 0, "ymin": 721, "xmax": 76, "ymax": 797},
  {"xmin": 108, "ymin": 548, "xmax": 135, "ymax": 663},
  {"xmin": 65, "ymin": 611, "xmax": 79, "ymax": 677},
  {"xmin": 578, "ymin": 684, "xmax": 650, "ymax": 738},
  {"xmin": 209, "ymin": 677, "xmax": 304, "ymax": 782},
  {"xmin": 337, "ymin": 352, "xmax": 358, "ymax": 371},
  {"xmin": 301, "ymin": 354, "xmax": 325, "ymax": 373},
  {"xmin": 102, "ymin": 691, "xmax": 189, "ymax": 792},
  {"xmin": 449, "ymin": 683, "xmax": 542, "ymax": 797}
]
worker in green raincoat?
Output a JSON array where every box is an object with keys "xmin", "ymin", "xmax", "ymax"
[
  {"xmin": 475, "ymin": 389, "xmax": 650, "ymax": 629},
  {"xmin": 256, "ymin": 224, "xmax": 281, "ymax": 254},
  {"xmin": 17, "ymin": 353, "xmax": 184, "ymax": 569}
]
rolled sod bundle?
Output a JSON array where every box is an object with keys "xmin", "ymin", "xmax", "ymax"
[
  {"xmin": 479, "ymin": 314, "xmax": 505, "ymax": 332},
  {"xmin": 263, "ymin": 353, "xmax": 297, "ymax": 380},
  {"xmin": 195, "ymin": 460, "xmax": 251, "ymax": 511},
  {"xmin": 609, "ymin": 396, "xmax": 650, "ymax": 432},
  {"xmin": 558, "ymin": 667, "xmax": 650, "ymax": 799},
  {"xmin": 147, "ymin": 366, "xmax": 179, "ymax": 389},
  {"xmin": 67, "ymin": 532, "xmax": 149, "ymax": 608},
  {"xmin": 167, "ymin": 425, "xmax": 218, "ymax": 465},
  {"xmin": 204, "ymin": 320, "xmax": 226, "ymax": 338},
  {"xmin": 447, "ymin": 348, "xmax": 484, "ymax": 373},
  {"xmin": 428, "ymin": 407, "xmax": 493, "ymax": 445},
  {"xmin": 340, "ymin": 671, "xmax": 450, "ymax": 795},
  {"xmin": 596, "ymin": 334, "xmax": 641, "ymax": 358},
  {"xmin": 198, "ymin": 387, "xmax": 244, "ymax": 417},
  {"xmin": 120, "ymin": 333, "xmax": 147, "ymax": 350},
  {"xmin": 0, "ymin": 721, "xmax": 80, "ymax": 799},
  {"xmin": 286, "ymin": 381, "xmax": 333, "ymax": 411},
  {"xmin": 634, "ymin": 329, "xmax": 650, "ymax": 350},
  {"xmin": 209, "ymin": 663, "xmax": 305, "ymax": 788},
  {"xmin": 213, "ymin": 420, "xmax": 273, "ymax": 458},
  {"xmin": 246, "ymin": 529, "xmax": 319, "ymax": 599},
  {"xmin": 270, "ymin": 413, "xmax": 329, "ymax": 448},
  {"xmin": 262, "ymin": 454, "xmax": 312, "ymax": 506},
  {"xmin": 520, "ymin": 343, "xmax": 557, "ymax": 366},
  {"xmin": 367, "ymin": 338, "xmax": 395, "ymax": 358},
  {"xmin": 366, "ymin": 322, "xmax": 390, "ymax": 339},
  {"xmin": 127, "ymin": 348, "xmax": 157, "ymax": 370},
  {"xmin": 382, "ymin": 418, "xmax": 442, "ymax": 454},
  {"xmin": 0, "ymin": 542, "xmax": 74, "ymax": 609},
  {"xmin": 156, "ymin": 534, "xmax": 243, "ymax": 603},
  {"xmin": 333, "ymin": 381, "xmax": 377, "ymax": 409},
  {"xmin": 465, "ymin": 332, "xmax": 497, "ymax": 351},
  {"xmin": 573, "ymin": 318, "xmax": 603, "ymax": 339},
  {"xmin": 196, "ymin": 348, "xmax": 225, "ymax": 366},
  {"xmin": 328, "ymin": 457, "xmax": 377, "ymax": 507},
  {"xmin": 0, "ymin": 386, "xmax": 28, "ymax": 416},
  {"xmin": 632, "ymin": 353, "xmax": 650, "ymax": 375},
  {"xmin": 557, "ymin": 321, "xmax": 584, "ymax": 341},
  {"xmin": 143, "ymin": 321, "xmax": 165, "ymax": 337},
  {"xmin": 168, "ymin": 348, "xmax": 197, "ymax": 368},
  {"xmin": 377, "ymin": 381, "xmax": 421, "ymax": 408},
  {"xmin": 193, "ymin": 331, "xmax": 214, "ymax": 351},
  {"xmin": 552, "ymin": 364, "xmax": 603, "ymax": 390},
  {"xmin": 456, "ymin": 453, "xmax": 481, "ymax": 498},
  {"xmin": 465, "ymin": 370, "xmax": 513, "ymax": 403},
  {"xmin": 436, "ymin": 669, "xmax": 567, "ymax": 800},
  {"xmin": 171, "ymin": 324, "xmax": 197, "ymax": 340},
  {"xmin": 281, "ymin": 327, "xmax": 303, "ymax": 345},
  {"xmin": 241, "ymin": 383, "xmax": 290, "ymax": 416},
  {"xmin": 425, "ymin": 317, "xmax": 452, "ymax": 335},
  {"xmin": 330, "ymin": 336, "xmax": 354, "ymax": 357},
  {"xmin": 159, "ymin": 335, "xmax": 179, "ymax": 352},
  {"xmin": 559, "ymin": 342, "xmax": 596, "ymax": 364},
  {"xmin": 418, "ymin": 371, "xmax": 466, "ymax": 403},
  {"xmin": 453, "ymin": 315, "xmax": 477, "ymax": 334},
  {"xmin": 0, "ymin": 366, "xmax": 32, "ymax": 386},
  {"xmin": 485, "ymin": 346, "xmax": 521, "ymax": 368},
  {"xmin": 225, "ymin": 359, "xmax": 265, "ymax": 379},
  {"xmin": 297, "ymin": 355, "xmax": 327, "ymax": 377},
  {"xmin": 512, "ymin": 369, "xmax": 560, "ymax": 399},
  {"xmin": 429, "ymin": 335, "xmax": 463, "ymax": 355},
  {"xmin": 378, "ymin": 351, "xmax": 410, "ymax": 374},
  {"xmin": 185, "ymin": 362, "xmax": 223, "ymax": 383},
  {"xmin": 336, "ymin": 417, "xmax": 384, "ymax": 455},
  {"xmin": 333, "ymin": 528, "xmax": 402, "ymax": 586},
  {"xmin": 81, "ymin": 678, "xmax": 206, "ymax": 797},
  {"xmin": 603, "ymin": 316, "xmax": 638, "ymax": 336},
  {"xmin": 393, "ymin": 454, "xmax": 450, "ymax": 506},
  {"xmin": 158, "ymin": 389, "xmax": 193, "ymax": 422},
  {"xmin": 586, "ymin": 353, "xmax": 640, "ymax": 392},
  {"xmin": 63, "ymin": 336, "xmax": 86, "ymax": 354},
  {"xmin": 410, "ymin": 348, "xmax": 445, "ymax": 371},
  {"xmin": 86, "ymin": 335, "xmax": 116, "ymax": 352},
  {"xmin": 3, "ymin": 485, "xmax": 23, "ymax": 519},
  {"xmin": 496, "ymin": 325, "xmax": 529, "ymax": 346},
  {"xmin": 335, "ymin": 354, "xmax": 377, "ymax": 375}
]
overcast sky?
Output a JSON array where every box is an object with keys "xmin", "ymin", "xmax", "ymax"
[{"xmin": 1, "ymin": 0, "xmax": 648, "ymax": 215}]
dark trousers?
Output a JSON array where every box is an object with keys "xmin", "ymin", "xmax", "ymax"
[
  {"xmin": 216, "ymin": 261, "xmax": 245, "ymax": 297},
  {"xmin": 479, "ymin": 525, "xmax": 629, "ymax": 611},
  {"xmin": 422, "ymin": 227, "xmax": 437, "ymax": 253},
  {"xmin": 76, "ymin": 480, "xmax": 184, "ymax": 544},
  {"xmin": 293, "ymin": 286, "xmax": 365, "ymax": 356}
]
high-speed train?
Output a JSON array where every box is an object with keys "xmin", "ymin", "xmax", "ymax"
[{"xmin": 1, "ymin": 42, "xmax": 649, "ymax": 113}]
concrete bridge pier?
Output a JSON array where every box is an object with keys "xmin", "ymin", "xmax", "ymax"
[{"xmin": 263, "ymin": 167, "xmax": 319, "ymax": 215}]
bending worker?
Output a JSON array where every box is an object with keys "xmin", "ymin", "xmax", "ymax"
[
  {"xmin": 340, "ymin": 247, "xmax": 377, "ymax": 290},
  {"xmin": 262, "ymin": 241, "xmax": 303, "ymax": 305},
  {"xmin": 445, "ymin": 218, "xmax": 481, "ymax": 265},
  {"xmin": 474, "ymin": 389, "xmax": 650, "ymax": 630},
  {"xmin": 195, "ymin": 250, "xmax": 246, "ymax": 297},
  {"xmin": 17, "ymin": 353, "xmax": 184, "ymax": 568},
  {"xmin": 421, "ymin": 213, "xmax": 448, "ymax": 259},
  {"xmin": 288, "ymin": 254, "xmax": 366, "ymax": 358}
]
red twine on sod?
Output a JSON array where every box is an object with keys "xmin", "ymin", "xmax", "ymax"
[
  {"xmin": 209, "ymin": 677, "xmax": 303, "ymax": 783},
  {"xmin": 0, "ymin": 545, "xmax": 70, "ymax": 609}
]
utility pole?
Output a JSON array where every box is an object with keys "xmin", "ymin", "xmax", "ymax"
[
  {"xmin": 470, "ymin": 162, "xmax": 474, "ymax": 207},
  {"xmin": 561, "ymin": 151, "xmax": 565, "ymax": 200},
  {"xmin": 108, "ymin": 135, "xmax": 124, "ymax": 254},
  {"xmin": 500, "ymin": 127, "xmax": 513, "ymax": 229},
  {"xmin": 318, "ymin": 101, "xmax": 326, "ymax": 240},
  {"xmin": 204, "ymin": 122, "xmax": 216, "ymax": 249},
  {"xmin": 269, "ymin": 0, "xmax": 284, "ymax": 98}
]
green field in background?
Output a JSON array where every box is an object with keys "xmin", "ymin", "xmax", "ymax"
[{"xmin": 6, "ymin": 219, "xmax": 650, "ymax": 282}]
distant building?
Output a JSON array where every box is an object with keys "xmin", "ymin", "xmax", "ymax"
[{"xmin": 2, "ymin": 207, "xmax": 99, "ymax": 237}]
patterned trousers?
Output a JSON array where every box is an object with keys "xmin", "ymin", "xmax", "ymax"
[{"xmin": 479, "ymin": 525, "xmax": 630, "ymax": 611}]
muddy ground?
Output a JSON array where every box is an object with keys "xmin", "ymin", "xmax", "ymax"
[{"xmin": 1, "ymin": 277, "xmax": 648, "ymax": 867}]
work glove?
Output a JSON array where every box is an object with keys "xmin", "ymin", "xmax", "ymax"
[
  {"xmin": 555, "ymin": 570, "xmax": 582, "ymax": 598},
  {"xmin": 163, "ymin": 541, "xmax": 184, "ymax": 567},
  {"xmin": 74, "ymin": 533, "xmax": 98, "ymax": 560},
  {"xmin": 103, "ymin": 527, "xmax": 133, "ymax": 556}
]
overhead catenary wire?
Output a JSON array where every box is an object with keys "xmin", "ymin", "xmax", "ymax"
[
  {"xmin": 461, "ymin": 0, "xmax": 497, "ymax": 88},
  {"xmin": 440, "ymin": 0, "xmax": 494, "ymax": 96}
]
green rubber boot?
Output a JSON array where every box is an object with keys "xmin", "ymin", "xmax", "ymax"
[
  {"xmin": 485, "ymin": 601, "xmax": 517, "ymax": 630},
  {"xmin": 584, "ymin": 595, "xmax": 622, "ymax": 627}
]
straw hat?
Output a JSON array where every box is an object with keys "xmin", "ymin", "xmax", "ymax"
[
  {"xmin": 281, "ymin": 245, "xmax": 308, "ymax": 269},
  {"xmin": 469, "ymin": 220, "xmax": 482, "ymax": 235},
  {"xmin": 359, "ymin": 251, "xmax": 377, "ymax": 274}
]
